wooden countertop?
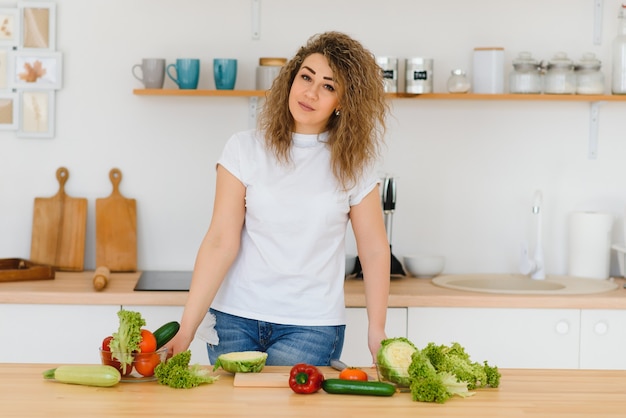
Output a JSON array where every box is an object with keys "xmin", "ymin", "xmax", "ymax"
[
  {"xmin": 2, "ymin": 364, "xmax": 625, "ymax": 417},
  {"xmin": 1, "ymin": 271, "xmax": 626, "ymax": 309}
]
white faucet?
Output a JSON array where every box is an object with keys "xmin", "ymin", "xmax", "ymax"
[{"xmin": 520, "ymin": 190, "xmax": 545, "ymax": 280}]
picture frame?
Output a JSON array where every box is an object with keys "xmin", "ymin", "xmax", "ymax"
[
  {"xmin": 0, "ymin": 47, "xmax": 11, "ymax": 91},
  {"xmin": 0, "ymin": 91, "xmax": 18, "ymax": 130},
  {"xmin": 9, "ymin": 50, "xmax": 62, "ymax": 89},
  {"xmin": 17, "ymin": 89, "xmax": 54, "ymax": 138},
  {"xmin": 0, "ymin": 7, "xmax": 20, "ymax": 48},
  {"xmin": 18, "ymin": 1, "xmax": 55, "ymax": 51}
]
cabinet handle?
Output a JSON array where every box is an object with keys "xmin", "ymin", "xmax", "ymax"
[
  {"xmin": 594, "ymin": 321, "xmax": 609, "ymax": 335},
  {"xmin": 555, "ymin": 320, "xmax": 569, "ymax": 334}
]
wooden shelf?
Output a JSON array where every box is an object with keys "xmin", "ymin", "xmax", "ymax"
[{"xmin": 133, "ymin": 89, "xmax": 626, "ymax": 102}]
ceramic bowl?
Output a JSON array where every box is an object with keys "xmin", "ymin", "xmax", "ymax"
[{"xmin": 403, "ymin": 255, "xmax": 446, "ymax": 278}]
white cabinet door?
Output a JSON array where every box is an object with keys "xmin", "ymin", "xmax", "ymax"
[
  {"xmin": 407, "ymin": 307, "xmax": 580, "ymax": 369},
  {"xmin": 580, "ymin": 309, "xmax": 626, "ymax": 370},
  {"xmin": 123, "ymin": 305, "xmax": 210, "ymax": 365},
  {"xmin": 0, "ymin": 304, "xmax": 120, "ymax": 364},
  {"xmin": 340, "ymin": 308, "xmax": 407, "ymax": 367}
]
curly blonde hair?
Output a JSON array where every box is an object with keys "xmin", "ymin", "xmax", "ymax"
[{"xmin": 259, "ymin": 31, "xmax": 388, "ymax": 190}]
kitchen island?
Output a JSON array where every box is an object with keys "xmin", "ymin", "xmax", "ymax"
[
  {"xmin": 2, "ymin": 272, "xmax": 626, "ymax": 369},
  {"xmin": 2, "ymin": 364, "xmax": 625, "ymax": 418}
]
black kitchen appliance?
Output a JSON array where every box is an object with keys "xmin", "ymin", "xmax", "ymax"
[
  {"xmin": 352, "ymin": 176, "xmax": 406, "ymax": 277},
  {"xmin": 133, "ymin": 270, "xmax": 192, "ymax": 291}
]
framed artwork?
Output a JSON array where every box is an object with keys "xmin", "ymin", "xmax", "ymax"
[
  {"xmin": 18, "ymin": 1, "xmax": 55, "ymax": 51},
  {"xmin": 0, "ymin": 92, "xmax": 18, "ymax": 130},
  {"xmin": 0, "ymin": 48, "xmax": 10, "ymax": 90},
  {"xmin": 17, "ymin": 89, "xmax": 54, "ymax": 138},
  {"xmin": 9, "ymin": 50, "xmax": 62, "ymax": 89},
  {"xmin": 0, "ymin": 7, "xmax": 20, "ymax": 48}
]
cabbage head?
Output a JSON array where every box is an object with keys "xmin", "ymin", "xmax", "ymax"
[
  {"xmin": 213, "ymin": 351, "xmax": 268, "ymax": 373},
  {"xmin": 376, "ymin": 337, "xmax": 418, "ymax": 387}
]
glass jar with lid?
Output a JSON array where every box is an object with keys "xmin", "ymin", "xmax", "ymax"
[
  {"xmin": 544, "ymin": 52, "xmax": 576, "ymax": 94},
  {"xmin": 446, "ymin": 69, "xmax": 471, "ymax": 93},
  {"xmin": 509, "ymin": 51, "xmax": 542, "ymax": 94},
  {"xmin": 575, "ymin": 52, "xmax": 605, "ymax": 95}
]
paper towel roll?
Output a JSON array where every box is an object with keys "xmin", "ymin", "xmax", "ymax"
[{"xmin": 567, "ymin": 211, "xmax": 613, "ymax": 280}]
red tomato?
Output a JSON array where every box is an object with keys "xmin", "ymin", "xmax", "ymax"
[
  {"xmin": 338, "ymin": 367, "xmax": 368, "ymax": 381},
  {"xmin": 101, "ymin": 335, "xmax": 132, "ymax": 376},
  {"xmin": 134, "ymin": 352, "xmax": 161, "ymax": 377},
  {"xmin": 139, "ymin": 329, "xmax": 157, "ymax": 353}
]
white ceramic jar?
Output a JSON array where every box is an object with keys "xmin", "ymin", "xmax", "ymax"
[
  {"xmin": 255, "ymin": 57, "xmax": 287, "ymax": 91},
  {"xmin": 472, "ymin": 47, "xmax": 505, "ymax": 93}
]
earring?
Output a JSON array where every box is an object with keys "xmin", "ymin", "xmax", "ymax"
[{"xmin": 335, "ymin": 109, "xmax": 340, "ymax": 116}]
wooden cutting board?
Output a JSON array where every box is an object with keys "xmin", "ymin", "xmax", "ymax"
[
  {"xmin": 30, "ymin": 167, "xmax": 87, "ymax": 271},
  {"xmin": 96, "ymin": 168, "xmax": 137, "ymax": 272},
  {"xmin": 233, "ymin": 372, "xmax": 291, "ymax": 388}
]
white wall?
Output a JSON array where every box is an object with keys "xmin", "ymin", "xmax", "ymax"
[{"xmin": 1, "ymin": 0, "xmax": 625, "ymax": 276}]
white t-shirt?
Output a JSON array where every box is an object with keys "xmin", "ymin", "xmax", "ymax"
[{"xmin": 211, "ymin": 129, "xmax": 378, "ymax": 326}]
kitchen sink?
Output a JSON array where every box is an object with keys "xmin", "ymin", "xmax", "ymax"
[{"xmin": 431, "ymin": 273, "xmax": 619, "ymax": 295}]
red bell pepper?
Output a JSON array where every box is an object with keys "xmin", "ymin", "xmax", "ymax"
[{"xmin": 288, "ymin": 363, "xmax": 325, "ymax": 394}]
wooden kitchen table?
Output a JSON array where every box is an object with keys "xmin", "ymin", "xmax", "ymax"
[{"xmin": 2, "ymin": 365, "xmax": 625, "ymax": 417}]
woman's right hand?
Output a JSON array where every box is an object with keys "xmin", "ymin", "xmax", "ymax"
[{"xmin": 163, "ymin": 332, "xmax": 192, "ymax": 359}]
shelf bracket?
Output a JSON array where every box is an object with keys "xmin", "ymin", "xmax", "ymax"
[
  {"xmin": 251, "ymin": 0, "xmax": 260, "ymax": 40},
  {"xmin": 588, "ymin": 101, "xmax": 604, "ymax": 159},
  {"xmin": 593, "ymin": 0, "xmax": 603, "ymax": 45},
  {"xmin": 249, "ymin": 96, "xmax": 258, "ymax": 128}
]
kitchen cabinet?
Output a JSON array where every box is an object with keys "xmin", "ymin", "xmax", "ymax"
[
  {"xmin": 407, "ymin": 307, "xmax": 581, "ymax": 369},
  {"xmin": 341, "ymin": 307, "xmax": 407, "ymax": 366},
  {"xmin": 580, "ymin": 309, "xmax": 626, "ymax": 370},
  {"xmin": 0, "ymin": 304, "xmax": 120, "ymax": 364}
]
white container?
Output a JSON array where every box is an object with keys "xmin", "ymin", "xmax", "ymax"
[
  {"xmin": 612, "ymin": 4, "xmax": 626, "ymax": 94},
  {"xmin": 568, "ymin": 212, "xmax": 613, "ymax": 280},
  {"xmin": 405, "ymin": 58, "xmax": 433, "ymax": 94},
  {"xmin": 509, "ymin": 51, "xmax": 542, "ymax": 94},
  {"xmin": 447, "ymin": 69, "xmax": 471, "ymax": 93},
  {"xmin": 575, "ymin": 52, "xmax": 604, "ymax": 95},
  {"xmin": 544, "ymin": 52, "xmax": 576, "ymax": 94},
  {"xmin": 376, "ymin": 56, "xmax": 398, "ymax": 93},
  {"xmin": 255, "ymin": 57, "xmax": 286, "ymax": 91},
  {"xmin": 472, "ymin": 47, "xmax": 504, "ymax": 93}
]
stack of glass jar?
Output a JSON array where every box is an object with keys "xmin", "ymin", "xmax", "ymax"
[{"xmin": 509, "ymin": 51, "xmax": 605, "ymax": 95}]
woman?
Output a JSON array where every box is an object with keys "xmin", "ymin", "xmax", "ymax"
[{"xmin": 166, "ymin": 31, "xmax": 391, "ymax": 366}]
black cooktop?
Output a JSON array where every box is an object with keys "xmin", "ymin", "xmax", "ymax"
[{"xmin": 133, "ymin": 271, "xmax": 192, "ymax": 291}]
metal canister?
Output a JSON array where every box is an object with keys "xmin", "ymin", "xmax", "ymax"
[
  {"xmin": 405, "ymin": 58, "xmax": 433, "ymax": 94},
  {"xmin": 375, "ymin": 56, "xmax": 398, "ymax": 93}
]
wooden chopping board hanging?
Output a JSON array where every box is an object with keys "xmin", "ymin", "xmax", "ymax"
[
  {"xmin": 30, "ymin": 167, "xmax": 87, "ymax": 271},
  {"xmin": 96, "ymin": 168, "xmax": 137, "ymax": 272}
]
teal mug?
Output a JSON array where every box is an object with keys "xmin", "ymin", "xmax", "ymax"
[
  {"xmin": 213, "ymin": 58, "xmax": 237, "ymax": 90},
  {"xmin": 166, "ymin": 58, "xmax": 200, "ymax": 89}
]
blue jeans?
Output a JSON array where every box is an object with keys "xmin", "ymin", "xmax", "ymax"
[{"xmin": 206, "ymin": 308, "xmax": 345, "ymax": 366}]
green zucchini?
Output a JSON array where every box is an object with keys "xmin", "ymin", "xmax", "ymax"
[
  {"xmin": 153, "ymin": 320, "xmax": 180, "ymax": 349},
  {"xmin": 322, "ymin": 378, "xmax": 396, "ymax": 396},
  {"xmin": 43, "ymin": 365, "xmax": 121, "ymax": 387}
]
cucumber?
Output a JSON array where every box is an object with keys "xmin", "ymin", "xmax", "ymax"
[
  {"xmin": 43, "ymin": 365, "xmax": 121, "ymax": 387},
  {"xmin": 153, "ymin": 321, "xmax": 180, "ymax": 349},
  {"xmin": 322, "ymin": 378, "xmax": 396, "ymax": 396}
]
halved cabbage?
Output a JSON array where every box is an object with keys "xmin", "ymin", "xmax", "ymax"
[
  {"xmin": 213, "ymin": 351, "xmax": 268, "ymax": 373},
  {"xmin": 376, "ymin": 337, "xmax": 417, "ymax": 386}
]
